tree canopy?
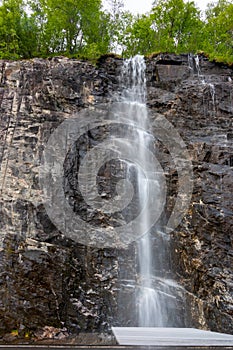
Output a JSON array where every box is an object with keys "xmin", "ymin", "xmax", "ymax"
[{"xmin": 0, "ymin": 0, "xmax": 232, "ymax": 63}]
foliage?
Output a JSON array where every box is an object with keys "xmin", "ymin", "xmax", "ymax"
[
  {"xmin": 0, "ymin": 0, "xmax": 232, "ymax": 64},
  {"xmin": 121, "ymin": 14, "xmax": 155, "ymax": 56},
  {"xmin": 0, "ymin": 0, "xmax": 24, "ymax": 59},
  {"xmin": 28, "ymin": 0, "xmax": 107, "ymax": 56},
  {"xmin": 122, "ymin": 0, "xmax": 204, "ymax": 56},
  {"xmin": 152, "ymin": 0, "xmax": 203, "ymax": 53},
  {"xmin": 0, "ymin": 0, "xmax": 111, "ymax": 58},
  {"xmin": 203, "ymin": 0, "xmax": 233, "ymax": 63}
]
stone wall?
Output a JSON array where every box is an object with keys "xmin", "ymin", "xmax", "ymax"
[{"xmin": 0, "ymin": 54, "xmax": 232, "ymax": 336}]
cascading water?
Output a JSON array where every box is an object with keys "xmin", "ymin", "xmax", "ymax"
[
  {"xmin": 117, "ymin": 56, "xmax": 181, "ymax": 327},
  {"xmin": 188, "ymin": 54, "xmax": 216, "ymax": 112},
  {"xmin": 122, "ymin": 56, "xmax": 161, "ymax": 327}
]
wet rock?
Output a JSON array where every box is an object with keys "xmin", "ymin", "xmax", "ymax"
[
  {"xmin": 146, "ymin": 53, "xmax": 233, "ymax": 334},
  {"xmin": 0, "ymin": 54, "xmax": 232, "ymax": 336}
]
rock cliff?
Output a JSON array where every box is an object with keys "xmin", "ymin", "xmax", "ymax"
[{"xmin": 0, "ymin": 54, "xmax": 232, "ymax": 337}]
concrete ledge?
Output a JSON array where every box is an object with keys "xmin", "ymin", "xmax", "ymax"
[{"xmin": 112, "ymin": 327, "xmax": 233, "ymax": 347}]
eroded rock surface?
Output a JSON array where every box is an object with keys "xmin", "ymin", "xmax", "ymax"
[
  {"xmin": 146, "ymin": 53, "xmax": 233, "ymax": 333},
  {"xmin": 0, "ymin": 54, "xmax": 232, "ymax": 336}
]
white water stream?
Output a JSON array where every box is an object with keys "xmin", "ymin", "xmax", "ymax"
[{"xmin": 118, "ymin": 56, "xmax": 178, "ymax": 327}]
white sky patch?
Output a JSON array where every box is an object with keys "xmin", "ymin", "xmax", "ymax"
[
  {"xmin": 123, "ymin": 0, "xmax": 152, "ymax": 14},
  {"xmin": 122, "ymin": 0, "xmax": 214, "ymax": 14}
]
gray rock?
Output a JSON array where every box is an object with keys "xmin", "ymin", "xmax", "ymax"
[{"xmin": 0, "ymin": 54, "xmax": 232, "ymax": 336}]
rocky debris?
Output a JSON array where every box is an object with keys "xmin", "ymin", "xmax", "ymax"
[
  {"xmin": 34, "ymin": 326, "xmax": 69, "ymax": 340},
  {"xmin": 0, "ymin": 54, "xmax": 232, "ymax": 336},
  {"xmin": 0, "ymin": 330, "xmax": 115, "ymax": 345}
]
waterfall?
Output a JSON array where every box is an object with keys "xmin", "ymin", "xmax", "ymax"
[
  {"xmin": 209, "ymin": 83, "xmax": 216, "ymax": 112},
  {"xmin": 188, "ymin": 54, "xmax": 216, "ymax": 113},
  {"xmin": 188, "ymin": 54, "xmax": 202, "ymax": 77},
  {"xmin": 117, "ymin": 55, "xmax": 181, "ymax": 327}
]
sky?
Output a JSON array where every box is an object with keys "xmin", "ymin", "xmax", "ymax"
[{"xmin": 123, "ymin": 0, "xmax": 213, "ymax": 14}]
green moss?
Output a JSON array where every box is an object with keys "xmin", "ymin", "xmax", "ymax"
[{"xmin": 1, "ymin": 50, "xmax": 233, "ymax": 67}]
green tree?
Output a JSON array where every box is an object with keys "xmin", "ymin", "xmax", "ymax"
[
  {"xmin": 0, "ymin": 0, "xmax": 232, "ymax": 63},
  {"xmin": 121, "ymin": 0, "xmax": 203, "ymax": 57},
  {"xmin": 0, "ymin": 0, "xmax": 40, "ymax": 59},
  {"xmin": 150, "ymin": 0, "xmax": 202, "ymax": 53},
  {"xmin": 203, "ymin": 0, "xmax": 233, "ymax": 63},
  {"xmin": 27, "ymin": 0, "xmax": 108, "ymax": 56},
  {"xmin": 81, "ymin": 10, "xmax": 112, "ymax": 57},
  {"xmin": 0, "ymin": 0, "xmax": 24, "ymax": 58},
  {"xmin": 18, "ymin": 12, "xmax": 39, "ymax": 58},
  {"xmin": 122, "ymin": 14, "xmax": 155, "ymax": 56},
  {"xmin": 103, "ymin": 0, "xmax": 126, "ymax": 53}
]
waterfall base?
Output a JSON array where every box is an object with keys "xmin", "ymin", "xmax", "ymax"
[{"xmin": 112, "ymin": 327, "xmax": 233, "ymax": 346}]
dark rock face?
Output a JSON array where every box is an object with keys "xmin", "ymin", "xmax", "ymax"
[
  {"xmin": 0, "ymin": 54, "xmax": 232, "ymax": 336},
  {"xmin": 0, "ymin": 57, "xmax": 120, "ymax": 335},
  {"xmin": 146, "ymin": 53, "xmax": 233, "ymax": 333}
]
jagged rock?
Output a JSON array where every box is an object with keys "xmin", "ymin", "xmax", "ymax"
[{"xmin": 0, "ymin": 54, "xmax": 232, "ymax": 336}]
